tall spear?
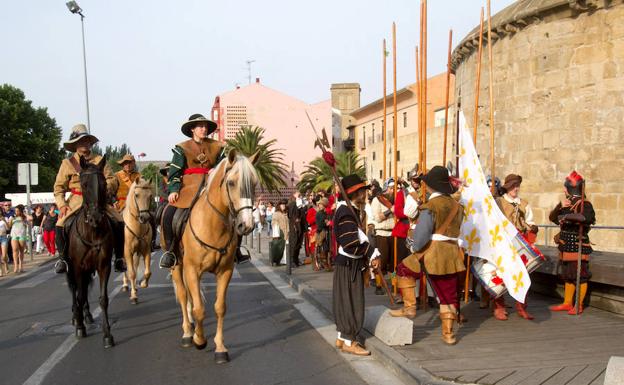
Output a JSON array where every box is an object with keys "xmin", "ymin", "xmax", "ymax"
[
  {"xmin": 473, "ymin": 8, "xmax": 484, "ymax": 144},
  {"xmin": 487, "ymin": 0, "xmax": 495, "ymax": 196},
  {"xmin": 383, "ymin": 39, "xmax": 388, "ymax": 180},
  {"xmin": 392, "ymin": 21, "xmax": 399, "ymax": 295},
  {"xmin": 443, "ymin": 29, "xmax": 453, "ymax": 166},
  {"xmin": 422, "ymin": 0, "xmax": 428, "ymax": 172},
  {"xmin": 305, "ymin": 111, "xmax": 394, "ymax": 304},
  {"xmin": 465, "ymin": 7, "xmax": 485, "ymax": 304}
]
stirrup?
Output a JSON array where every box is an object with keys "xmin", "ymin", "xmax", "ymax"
[
  {"xmin": 54, "ymin": 259, "xmax": 68, "ymax": 274},
  {"xmin": 159, "ymin": 251, "xmax": 178, "ymax": 269}
]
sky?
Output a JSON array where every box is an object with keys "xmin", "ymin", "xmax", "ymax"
[{"xmin": 1, "ymin": 0, "xmax": 516, "ymax": 160}]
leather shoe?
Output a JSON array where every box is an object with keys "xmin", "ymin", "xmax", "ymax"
[{"xmin": 341, "ymin": 342, "xmax": 370, "ymax": 356}]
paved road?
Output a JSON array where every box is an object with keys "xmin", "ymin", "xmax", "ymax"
[{"xmin": 0, "ymin": 252, "xmax": 375, "ymax": 385}]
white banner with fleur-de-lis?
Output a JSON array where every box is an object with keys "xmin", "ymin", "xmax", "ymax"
[{"xmin": 457, "ymin": 111, "xmax": 531, "ymax": 303}]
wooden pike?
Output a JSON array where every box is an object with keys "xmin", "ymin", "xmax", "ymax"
[
  {"xmin": 487, "ymin": 0, "xmax": 496, "ymax": 196},
  {"xmin": 443, "ymin": 29, "xmax": 453, "ymax": 166},
  {"xmin": 383, "ymin": 39, "xmax": 388, "ymax": 180},
  {"xmin": 392, "ymin": 21, "xmax": 398, "ymax": 295},
  {"xmin": 305, "ymin": 111, "xmax": 395, "ymax": 305},
  {"xmin": 466, "ymin": 7, "xmax": 485, "ymax": 305}
]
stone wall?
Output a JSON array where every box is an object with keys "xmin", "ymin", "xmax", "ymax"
[{"xmin": 454, "ymin": 2, "xmax": 624, "ymax": 251}]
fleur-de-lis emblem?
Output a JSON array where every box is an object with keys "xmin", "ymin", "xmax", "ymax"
[
  {"xmin": 512, "ymin": 271, "xmax": 524, "ymax": 293},
  {"xmin": 464, "ymin": 228, "xmax": 481, "ymax": 252},
  {"xmin": 502, "ymin": 220, "xmax": 510, "ymax": 228},
  {"xmin": 460, "ymin": 147, "xmax": 466, "ymax": 157},
  {"xmin": 495, "ymin": 256, "xmax": 505, "ymax": 273},
  {"xmin": 463, "ymin": 199, "xmax": 476, "ymax": 221},
  {"xmin": 489, "ymin": 224, "xmax": 503, "ymax": 248},
  {"xmin": 463, "ymin": 168, "xmax": 473, "ymax": 185},
  {"xmin": 484, "ymin": 196, "xmax": 493, "ymax": 216},
  {"xmin": 511, "ymin": 247, "xmax": 519, "ymax": 263}
]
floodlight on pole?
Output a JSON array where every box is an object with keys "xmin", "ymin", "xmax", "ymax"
[{"xmin": 66, "ymin": 1, "xmax": 91, "ymax": 133}]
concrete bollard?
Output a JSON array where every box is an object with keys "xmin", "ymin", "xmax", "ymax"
[
  {"xmin": 605, "ymin": 356, "xmax": 624, "ymax": 385},
  {"xmin": 363, "ymin": 305, "xmax": 413, "ymax": 346}
]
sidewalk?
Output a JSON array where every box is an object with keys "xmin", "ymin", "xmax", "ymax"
[
  {"xmin": 249, "ymin": 236, "xmax": 618, "ymax": 385},
  {"xmin": 0, "ymin": 251, "xmax": 55, "ymax": 282}
]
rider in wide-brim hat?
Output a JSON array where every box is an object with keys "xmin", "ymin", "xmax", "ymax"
[
  {"xmin": 63, "ymin": 124, "xmax": 98, "ymax": 152},
  {"xmin": 159, "ymin": 113, "xmax": 226, "ymax": 269},
  {"xmin": 53, "ymin": 124, "xmax": 127, "ymax": 274}
]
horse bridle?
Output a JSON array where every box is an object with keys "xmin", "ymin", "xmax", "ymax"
[
  {"xmin": 189, "ymin": 162, "xmax": 253, "ymax": 255},
  {"xmin": 125, "ymin": 186, "xmax": 152, "ymax": 247},
  {"xmin": 75, "ymin": 168, "xmax": 108, "ymax": 252}
]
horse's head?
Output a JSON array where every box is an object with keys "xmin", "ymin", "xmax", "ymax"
[
  {"xmin": 131, "ymin": 178, "xmax": 154, "ymax": 224},
  {"xmin": 79, "ymin": 155, "xmax": 107, "ymax": 228},
  {"xmin": 218, "ymin": 149, "xmax": 259, "ymax": 236}
]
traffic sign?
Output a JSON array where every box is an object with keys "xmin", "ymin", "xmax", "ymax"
[{"xmin": 17, "ymin": 163, "xmax": 38, "ymax": 186}]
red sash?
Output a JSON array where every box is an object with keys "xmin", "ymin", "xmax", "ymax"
[
  {"xmin": 183, "ymin": 168, "xmax": 211, "ymax": 175},
  {"xmin": 70, "ymin": 189, "xmax": 82, "ymax": 196}
]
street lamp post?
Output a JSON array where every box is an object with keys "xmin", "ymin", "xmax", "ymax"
[{"xmin": 66, "ymin": 1, "xmax": 91, "ymax": 133}]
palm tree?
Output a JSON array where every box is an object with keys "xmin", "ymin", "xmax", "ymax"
[
  {"xmin": 297, "ymin": 151, "xmax": 366, "ymax": 193},
  {"xmin": 225, "ymin": 126, "xmax": 289, "ymax": 193}
]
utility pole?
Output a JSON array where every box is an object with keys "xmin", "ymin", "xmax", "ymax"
[{"xmin": 246, "ymin": 59, "xmax": 256, "ymax": 84}]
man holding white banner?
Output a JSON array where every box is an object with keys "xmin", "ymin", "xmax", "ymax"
[
  {"xmin": 457, "ymin": 111, "xmax": 537, "ymax": 312},
  {"xmin": 392, "ymin": 166, "xmax": 465, "ymax": 346}
]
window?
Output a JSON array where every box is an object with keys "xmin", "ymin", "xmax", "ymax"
[
  {"xmin": 397, "ymin": 150, "xmax": 401, "ymax": 161},
  {"xmin": 371, "ymin": 123, "xmax": 375, "ymax": 144},
  {"xmin": 403, "ymin": 112, "xmax": 407, "ymax": 128},
  {"xmin": 379, "ymin": 170, "xmax": 382, "ymax": 179},
  {"xmin": 434, "ymin": 108, "xmax": 446, "ymax": 128},
  {"xmin": 372, "ymin": 152, "xmax": 376, "ymax": 161}
]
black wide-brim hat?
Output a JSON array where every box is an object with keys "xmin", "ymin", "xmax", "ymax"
[
  {"xmin": 421, "ymin": 165, "xmax": 455, "ymax": 195},
  {"xmin": 181, "ymin": 113, "xmax": 218, "ymax": 138},
  {"xmin": 341, "ymin": 174, "xmax": 370, "ymax": 196},
  {"xmin": 159, "ymin": 163, "xmax": 170, "ymax": 176}
]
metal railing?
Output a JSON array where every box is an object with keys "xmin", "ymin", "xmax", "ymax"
[{"xmin": 536, "ymin": 224, "xmax": 624, "ymax": 247}]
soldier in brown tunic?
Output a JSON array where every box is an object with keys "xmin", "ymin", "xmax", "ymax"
[
  {"xmin": 490, "ymin": 174, "xmax": 539, "ymax": 320},
  {"xmin": 159, "ymin": 114, "xmax": 225, "ymax": 268},
  {"xmin": 390, "ymin": 166, "xmax": 465, "ymax": 345},
  {"xmin": 114, "ymin": 154, "xmax": 141, "ymax": 212},
  {"xmin": 115, "ymin": 154, "xmax": 159, "ymax": 250},
  {"xmin": 53, "ymin": 124, "xmax": 126, "ymax": 274}
]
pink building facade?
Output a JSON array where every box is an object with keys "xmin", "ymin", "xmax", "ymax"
[{"xmin": 211, "ymin": 79, "xmax": 330, "ymax": 199}]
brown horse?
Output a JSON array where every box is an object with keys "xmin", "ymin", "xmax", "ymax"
[
  {"xmin": 172, "ymin": 149, "xmax": 258, "ymax": 363},
  {"xmin": 65, "ymin": 155, "xmax": 116, "ymax": 348},
  {"xmin": 122, "ymin": 178, "xmax": 154, "ymax": 304}
]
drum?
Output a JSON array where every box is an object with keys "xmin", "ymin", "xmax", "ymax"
[{"xmin": 471, "ymin": 233, "xmax": 545, "ymax": 298}]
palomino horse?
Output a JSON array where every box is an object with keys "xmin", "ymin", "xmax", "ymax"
[
  {"xmin": 65, "ymin": 155, "xmax": 116, "ymax": 348},
  {"xmin": 172, "ymin": 149, "xmax": 258, "ymax": 364},
  {"xmin": 122, "ymin": 178, "xmax": 154, "ymax": 304}
]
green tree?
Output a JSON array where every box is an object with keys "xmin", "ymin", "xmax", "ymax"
[
  {"xmin": 297, "ymin": 151, "xmax": 365, "ymax": 193},
  {"xmin": 0, "ymin": 84, "xmax": 65, "ymax": 199},
  {"xmin": 102, "ymin": 144, "xmax": 132, "ymax": 172},
  {"xmin": 225, "ymin": 126, "xmax": 289, "ymax": 193}
]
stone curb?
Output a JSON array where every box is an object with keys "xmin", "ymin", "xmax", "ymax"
[{"xmin": 250, "ymin": 250, "xmax": 457, "ymax": 385}]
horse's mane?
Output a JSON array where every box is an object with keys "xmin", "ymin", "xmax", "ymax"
[{"xmin": 205, "ymin": 154, "xmax": 258, "ymax": 200}]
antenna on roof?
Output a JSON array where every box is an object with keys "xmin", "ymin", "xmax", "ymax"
[{"xmin": 245, "ymin": 59, "xmax": 256, "ymax": 85}]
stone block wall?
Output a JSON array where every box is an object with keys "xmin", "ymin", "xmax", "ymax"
[{"xmin": 454, "ymin": 3, "xmax": 624, "ymax": 252}]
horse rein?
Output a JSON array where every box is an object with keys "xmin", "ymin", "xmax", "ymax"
[
  {"xmin": 189, "ymin": 162, "xmax": 253, "ymax": 255},
  {"xmin": 125, "ymin": 188, "xmax": 152, "ymax": 248}
]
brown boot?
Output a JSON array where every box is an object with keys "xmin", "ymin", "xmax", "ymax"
[
  {"xmin": 440, "ymin": 312, "xmax": 457, "ymax": 345},
  {"xmin": 515, "ymin": 301, "xmax": 534, "ymax": 320},
  {"xmin": 341, "ymin": 341, "xmax": 370, "ymax": 356},
  {"xmin": 493, "ymin": 297, "xmax": 508, "ymax": 320},
  {"xmin": 335, "ymin": 339, "xmax": 344, "ymax": 349},
  {"xmin": 389, "ymin": 276, "xmax": 417, "ymax": 319}
]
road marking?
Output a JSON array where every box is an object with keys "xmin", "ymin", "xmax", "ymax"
[
  {"xmin": 250, "ymin": 257, "xmax": 409, "ymax": 385},
  {"xmin": 149, "ymin": 282, "xmax": 268, "ymax": 288},
  {"xmin": 22, "ymin": 284, "xmax": 124, "ymax": 385},
  {"xmin": 11, "ymin": 269, "xmax": 56, "ymax": 289}
]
